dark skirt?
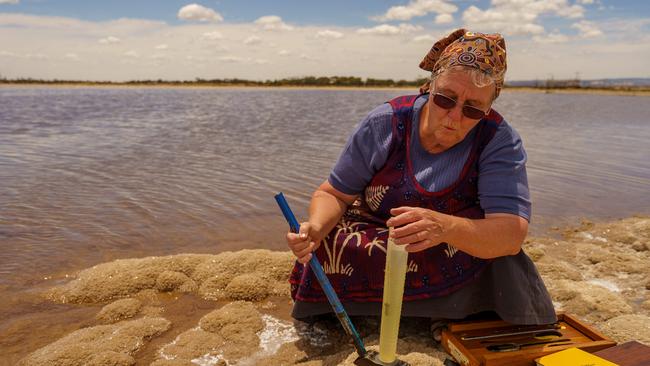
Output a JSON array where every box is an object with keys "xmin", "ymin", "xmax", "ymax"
[{"xmin": 292, "ymin": 250, "xmax": 557, "ymax": 325}]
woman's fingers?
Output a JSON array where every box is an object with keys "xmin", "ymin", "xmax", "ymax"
[
  {"xmin": 286, "ymin": 222, "xmax": 318, "ymax": 263},
  {"xmin": 391, "ymin": 221, "xmax": 422, "ymax": 239},
  {"xmin": 294, "ymin": 241, "xmax": 316, "ymax": 260},
  {"xmin": 289, "ymin": 237, "xmax": 310, "ymax": 251},
  {"xmin": 389, "ymin": 206, "xmax": 414, "ymax": 216},
  {"xmin": 405, "ymin": 240, "xmax": 435, "ymax": 253},
  {"xmin": 388, "ymin": 207, "xmax": 447, "ymax": 245},
  {"xmin": 285, "ymin": 222, "xmax": 311, "ymax": 244},
  {"xmin": 393, "ymin": 229, "xmax": 429, "ymax": 245},
  {"xmin": 286, "ymin": 232, "xmax": 303, "ymax": 244},
  {"xmin": 298, "ymin": 222, "xmax": 311, "ymax": 239},
  {"xmin": 297, "ymin": 252, "xmax": 312, "ymax": 264},
  {"xmin": 387, "ymin": 206, "xmax": 423, "ymax": 227}
]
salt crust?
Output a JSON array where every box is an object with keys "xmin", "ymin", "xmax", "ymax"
[
  {"xmin": 23, "ymin": 217, "xmax": 650, "ymax": 365},
  {"xmin": 19, "ymin": 317, "xmax": 171, "ymax": 365}
]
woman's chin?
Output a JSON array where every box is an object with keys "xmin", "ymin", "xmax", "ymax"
[{"xmin": 434, "ymin": 133, "xmax": 459, "ymax": 150}]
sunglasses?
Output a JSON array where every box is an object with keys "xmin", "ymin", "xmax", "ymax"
[{"xmin": 431, "ymin": 92, "xmax": 488, "ymax": 120}]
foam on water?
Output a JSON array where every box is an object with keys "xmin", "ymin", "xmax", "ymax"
[
  {"xmin": 236, "ymin": 314, "xmax": 300, "ymax": 366},
  {"xmin": 192, "ymin": 352, "xmax": 228, "ymax": 366},
  {"xmin": 258, "ymin": 315, "xmax": 300, "ymax": 353},
  {"xmin": 587, "ymin": 278, "xmax": 621, "ymax": 292}
]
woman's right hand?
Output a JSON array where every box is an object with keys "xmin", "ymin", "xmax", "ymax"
[{"xmin": 286, "ymin": 222, "xmax": 320, "ymax": 264}]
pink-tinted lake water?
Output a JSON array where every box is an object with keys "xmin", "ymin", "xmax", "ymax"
[{"xmin": 1, "ymin": 87, "xmax": 649, "ymax": 348}]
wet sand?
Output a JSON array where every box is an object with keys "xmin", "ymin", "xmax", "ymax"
[{"xmin": 5, "ymin": 216, "xmax": 650, "ymax": 365}]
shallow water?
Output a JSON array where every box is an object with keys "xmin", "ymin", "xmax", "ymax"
[{"xmin": 0, "ymin": 87, "xmax": 648, "ymax": 290}]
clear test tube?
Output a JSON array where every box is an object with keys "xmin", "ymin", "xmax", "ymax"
[{"xmin": 378, "ymin": 228, "xmax": 409, "ymax": 364}]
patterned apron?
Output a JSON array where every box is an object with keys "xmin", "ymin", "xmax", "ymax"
[{"xmin": 290, "ymin": 94, "xmax": 503, "ymax": 303}]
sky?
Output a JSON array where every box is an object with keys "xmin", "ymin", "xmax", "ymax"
[{"xmin": 1, "ymin": 0, "xmax": 649, "ymax": 82}]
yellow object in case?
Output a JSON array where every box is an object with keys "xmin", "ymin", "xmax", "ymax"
[{"xmin": 536, "ymin": 347, "xmax": 619, "ymax": 366}]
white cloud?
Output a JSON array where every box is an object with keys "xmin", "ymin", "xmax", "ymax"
[
  {"xmin": 186, "ymin": 55, "xmax": 206, "ymax": 62},
  {"xmin": 1, "ymin": 12, "xmax": 648, "ymax": 82},
  {"xmin": 219, "ymin": 56, "xmax": 244, "ymax": 63},
  {"xmin": 299, "ymin": 53, "xmax": 316, "ymax": 61},
  {"xmin": 557, "ymin": 5, "xmax": 585, "ymax": 18},
  {"xmin": 0, "ymin": 13, "xmax": 93, "ymax": 29},
  {"xmin": 177, "ymin": 4, "xmax": 223, "ymax": 23},
  {"xmin": 202, "ymin": 31, "xmax": 223, "ymax": 40},
  {"xmin": 373, "ymin": 0, "xmax": 457, "ymax": 21},
  {"xmin": 413, "ymin": 34, "xmax": 435, "ymax": 42},
  {"xmin": 64, "ymin": 53, "xmax": 80, "ymax": 61},
  {"xmin": 578, "ymin": 0, "xmax": 594, "ymax": 4},
  {"xmin": 102, "ymin": 18, "xmax": 167, "ymax": 33},
  {"xmin": 595, "ymin": 18, "xmax": 650, "ymax": 35},
  {"xmin": 155, "ymin": 44, "xmax": 168, "ymax": 50},
  {"xmin": 99, "ymin": 36, "xmax": 120, "ymax": 44},
  {"xmin": 25, "ymin": 53, "xmax": 48, "ymax": 60},
  {"xmin": 254, "ymin": 15, "xmax": 293, "ymax": 31},
  {"xmin": 124, "ymin": 50, "xmax": 139, "ymax": 58},
  {"xmin": 462, "ymin": 0, "xmax": 586, "ymax": 36},
  {"xmin": 243, "ymin": 35, "xmax": 262, "ymax": 45},
  {"xmin": 572, "ymin": 20, "xmax": 603, "ymax": 38},
  {"xmin": 533, "ymin": 32, "xmax": 570, "ymax": 43},
  {"xmin": 0, "ymin": 13, "xmax": 165, "ymax": 34},
  {"xmin": 0, "ymin": 51, "xmax": 47, "ymax": 60},
  {"xmin": 316, "ymin": 30, "xmax": 344, "ymax": 39},
  {"xmin": 215, "ymin": 56, "xmax": 268, "ymax": 65},
  {"xmin": 434, "ymin": 13, "xmax": 453, "ymax": 24},
  {"xmin": 357, "ymin": 24, "xmax": 422, "ymax": 36},
  {"xmin": 0, "ymin": 0, "xmax": 19, "ymax": 4}
]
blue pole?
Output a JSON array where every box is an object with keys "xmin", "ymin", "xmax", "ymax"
[{"xmin": 274, "ymin": 192, "xmax": 367, "ymax": 358}]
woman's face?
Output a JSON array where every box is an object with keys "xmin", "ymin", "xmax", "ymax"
[{"xmin": 424, "ymin": 69, "xmax": 495, "ymax": 152}]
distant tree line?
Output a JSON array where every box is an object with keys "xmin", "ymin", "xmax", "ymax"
[
  {"xmin": 1, "ymin": 75, "xmax": 648, "ymax": 92},
  {"xmin": 0, "ymin": 75, "xmax": 429, "ymax": 88}
]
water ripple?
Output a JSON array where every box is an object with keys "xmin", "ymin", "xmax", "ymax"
[{"xmin": 0, "ymin": 87, "xmax": 648, "ymax": 287}]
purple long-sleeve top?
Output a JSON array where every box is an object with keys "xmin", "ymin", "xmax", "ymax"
[{"xmin": 329, "ymin": 94, "xmax": 531, "ymax": 221}]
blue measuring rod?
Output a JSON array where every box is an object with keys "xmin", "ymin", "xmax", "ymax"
[{"xmin": 274, "ymin": 192, "xmax": 367, "ymax": 358}]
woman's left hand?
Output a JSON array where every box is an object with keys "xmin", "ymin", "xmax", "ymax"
[{"xmin": 386, "ymin": 206, "xmax": 455, "ymax": 252}]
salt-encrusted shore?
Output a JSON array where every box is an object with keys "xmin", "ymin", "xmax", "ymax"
[{"xmin": 13, "ymin": 216, "xmax": 650, "ymax": 365}]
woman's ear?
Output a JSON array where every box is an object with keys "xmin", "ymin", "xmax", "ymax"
[{"xmin": 419, "ymin": 80, "xmax": 431, "ymax": 94}]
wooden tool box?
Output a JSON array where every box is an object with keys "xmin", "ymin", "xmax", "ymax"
[
  {"xmin": 441, "ymin": 313, "xmax": 616, "ymax": 366},
  {"xmin": 593, "ymin": 341, "xmax": 650, "ymax": 366}
]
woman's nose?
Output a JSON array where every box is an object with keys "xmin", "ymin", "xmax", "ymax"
[{"xmin": 447, "ymin": 102, "xmax": 464, "ymax": 121}]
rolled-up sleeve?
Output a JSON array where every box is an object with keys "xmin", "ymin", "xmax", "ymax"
[
  {"xmin": 329, "ymin": 103, "xmax": 394, "ymax": 195},
  {"xmin": 477, "ymin": 121, "xmax": 532, "ymax": 221}
]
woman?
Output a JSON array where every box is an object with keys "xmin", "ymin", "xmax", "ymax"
[{"xmin": 286, "ymin": 29, "xmax": 556, "ymax": 326}]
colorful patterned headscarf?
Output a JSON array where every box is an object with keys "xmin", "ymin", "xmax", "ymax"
[{"xmin": 419, "ymin": 28, "xmax": 507, "ymax": 97}]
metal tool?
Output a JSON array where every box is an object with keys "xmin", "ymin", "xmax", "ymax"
[
  {"xmin": 479, "ymin": 329, "xmax": 563, "ymax": 344},
  {"xmin": 461, "ymin": 324, "xmax": 564, "ymax": 341},
  {"xmin": 275, "ymin": 193, "xmax": 408, "ymax": 366},
  {"xmin": 486, "ymin": 338, "xmax": 572, "ymax": 352}
]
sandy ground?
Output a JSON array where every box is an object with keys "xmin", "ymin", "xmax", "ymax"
[{"xmin": 15, "ymin": 216, "xmax": 650, "ymax": 365}]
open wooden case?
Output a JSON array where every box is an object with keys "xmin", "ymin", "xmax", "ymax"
[{"xmin": 441, "ymin": 313, "xmax": 616, "ymax": 366}]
